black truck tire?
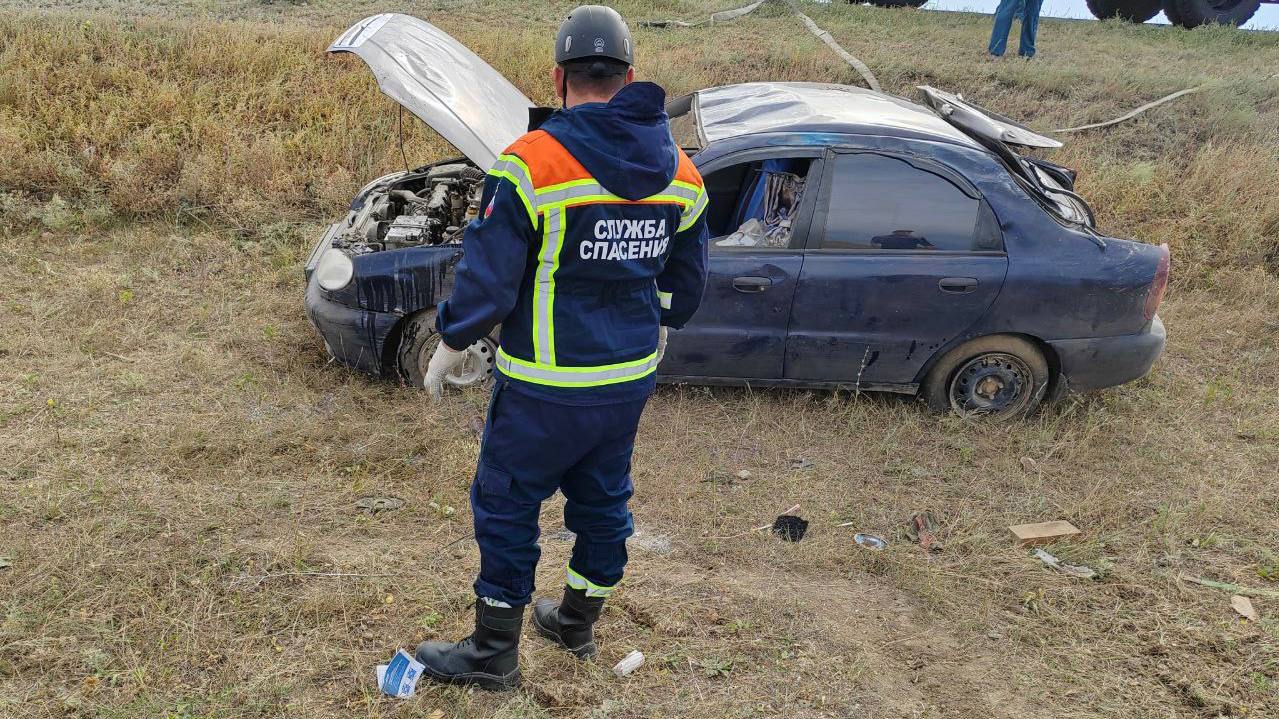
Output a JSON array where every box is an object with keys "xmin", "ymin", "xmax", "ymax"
[
  {"xmin": 921, "ymin": 335, "xmax": 1050, "ymax": 421},
  {"xmin": 863, "ymin": 0, "xmax": 929, "ymax": 7},
  {"xmin": 1162, "ymin": 0, "xmax": 1261, "ymax": 26},
  {"xmin": 1086, "ymin": 0, "xmax": 1162, "ymax": 21}
]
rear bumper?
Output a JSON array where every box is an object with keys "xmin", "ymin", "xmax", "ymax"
[
  {"xmin": 305, "ymin": 279, "xmax": 400, "ymax": 376},
  {"xmin": 1048, "ymin": 315, "xmax": 1166, "ymax": 392}
]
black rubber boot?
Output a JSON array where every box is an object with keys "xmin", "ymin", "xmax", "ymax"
[
  {"xmin": 532, "ymin": 586, "xmax": 605, "ymax": 659},
  {"xmin": 415, "ymin": 601, "xmax": 523, "ymax": 691}
]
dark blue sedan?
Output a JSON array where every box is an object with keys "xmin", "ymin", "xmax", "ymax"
[{"xmin": 305, "ymin": 15, "xmax": 1168, "ymax": 418}]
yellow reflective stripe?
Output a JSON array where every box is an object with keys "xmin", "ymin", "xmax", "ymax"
[
  {"xmin": 645, "ymin": 193, "xmax": 695, "ymax": 205},
  {"xmin": 497, "ymin": 348, "xmax": 659, "ymax": 387},
  {"xmin": 678, "ymin": 185, "xmax": 709, "ymax": 233},
  {"xmin": 662, "ymin": 182, "xmax": 702, "ymax": 204},
  {"xmin": 533, "ymin": 180, "xmax": 699, "ymax": 212},
  {"xmin": 543, "ymin": 193, "xmax": 622, "ymax": 209},
  {"xmin": 500, "ymin": 348, "xmax": 657, "ymax": 372},
  {"xmin": 534, "ymin": 178, "xmax": 598, "ymax": 195},
  {"xmin": 657, "ymin": 289, "xmax": 673, "ymax": 309},
  {"xmin": 497, "ymin": 153, "xmax": 534, "ymax": 187},
  {"xmin": 521, "ymin": 174, "xmax": 703, "ymax": 369},
  {"xmin": 489, "ymin": 170, "xmax": 536, "ymax": 226},
  {"xmin": 566, "ymin": 564, "xmax": 617, "ymax": 597},
  {"xmin": 533, "ymin": 206, "xmax": 565, "ymax": 365},
  {"xmin": 488, "ymin": 153, "xmax": 537, "ymax": 227}
]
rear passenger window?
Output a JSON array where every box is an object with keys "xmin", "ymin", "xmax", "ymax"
[
  {"xmin": 821, "ymin": 153, "xmax": 1001, "ymax": 252},
  {"xmin": 702, "ymin": 157, "xmax": 816, "ymax": 250}
]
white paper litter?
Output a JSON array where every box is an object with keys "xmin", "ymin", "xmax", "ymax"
[
  {"xmin": 613, "ymin": 649, "xmax": 644, "ymax": 677},
  {"xmin": 377, "ymin": 648, "xmax": 426, "ymax": 698}
]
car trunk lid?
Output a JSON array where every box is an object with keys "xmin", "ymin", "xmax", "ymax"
[
  {"xmin": 329, "ymin": 13, "xmax": 534, "ymax": 169},
  {"xmin": 917, "ymin": 85, "xmax": 1062, "ymax": 149},
  {"xmin": 917, "ymin": 86, "xmax": 1099, "ymax": 231}
]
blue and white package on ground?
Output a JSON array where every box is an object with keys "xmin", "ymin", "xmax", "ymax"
[{"xmin": 376, "ymin": 648, "xmax": 426, "ymax": 698}]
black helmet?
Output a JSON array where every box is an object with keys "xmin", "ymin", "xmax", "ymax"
[{"xmin": 555, "ymin": 5, "xmax": 633, "ymax": 69}]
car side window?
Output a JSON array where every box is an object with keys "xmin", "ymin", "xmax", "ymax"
[
  {"xmin": 702, "ymin": 157, "xmax": 817, "ymax": 251},
  {"xmin": 821, "ymin": 153, "xmax": 1001, "ymax": 252}
]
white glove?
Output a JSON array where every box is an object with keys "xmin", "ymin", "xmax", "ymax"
[
  {"xmin": 424, "ymin": 341, "xmax": 467, "ymax": 401},
  {"xmin": 656, "ymin": 326, "xmax": 669, "ymax": 365}
]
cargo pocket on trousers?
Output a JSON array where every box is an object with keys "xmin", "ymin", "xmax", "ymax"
[{"xmin": 475, "ymin": 463, "xmax": 517, "ymax": 513}]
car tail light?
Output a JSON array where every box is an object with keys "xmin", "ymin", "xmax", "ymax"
[{"xmin": 1144, "ymin": 244, "xmax": 1170, "ymax": 320}]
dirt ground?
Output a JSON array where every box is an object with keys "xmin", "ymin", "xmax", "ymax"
[{"xmin": 2, "ymin": 1, "xmax": 1278, "ymax": 717}]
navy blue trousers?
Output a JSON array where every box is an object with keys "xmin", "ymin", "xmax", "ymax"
[{"xmin": 471, "ymin": 378, "xmax": 648, "ymax": 606}]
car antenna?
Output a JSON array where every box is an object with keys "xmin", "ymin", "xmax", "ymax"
[{"xmin": 397, "ymin": 104, "xmax": 410, "ymax": 173}]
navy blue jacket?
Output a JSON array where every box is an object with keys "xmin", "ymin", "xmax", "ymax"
[{"xmin": 436, "ymin": 82, "xmax": 710, "ymax": 404}]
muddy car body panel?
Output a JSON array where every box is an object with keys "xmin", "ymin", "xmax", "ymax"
[
  {"xmin": 305, "ymin": 15, "xmax": 1166, "ymax": 403},
  {"xmin": 306, "ymin": 238, "xmax": 460, "ymax": 376}
]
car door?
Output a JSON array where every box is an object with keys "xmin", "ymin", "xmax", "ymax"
[
  {"xmin": 785, "ymin": 148, "xmax": 1008, "ymax": 386},
  {"xmin": 660, "ymin": 148, "xmax": 824, "ymax": 381}
]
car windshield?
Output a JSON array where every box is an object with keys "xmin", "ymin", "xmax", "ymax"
[{"xmin": 667, "ymin": 93, "xmax": 703, "ymax": 151}]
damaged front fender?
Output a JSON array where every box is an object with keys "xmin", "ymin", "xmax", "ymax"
[
  {"xmin": 323, "ymin": 245, "xmax": 461, "ymax": 315},
  {"xmin": 305, "ymin": 244, "xmax": 461, "ymax": 376}
]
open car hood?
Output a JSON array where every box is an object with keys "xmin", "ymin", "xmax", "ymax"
[
  {"xmin": 329, "ymin": 13, "xmax": 534, "ymax": 169},
  {"xmin": 917, "ymin": 85, "xmax": 1062, "ymax": 149}
]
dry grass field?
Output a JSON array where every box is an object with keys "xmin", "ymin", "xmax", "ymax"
[{"xmin": 2, "ymin": 1, "xmax": 1279, "ymax": 717}]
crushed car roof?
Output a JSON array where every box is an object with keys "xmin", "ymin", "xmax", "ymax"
[{"xmin": 681, "ymin": 82, "xmax": 982, "ymax": 149}]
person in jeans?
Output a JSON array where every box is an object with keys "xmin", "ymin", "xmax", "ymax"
[{"xmin": 989, "ymin": 0, "xmax": 1043, "ymax": 58}]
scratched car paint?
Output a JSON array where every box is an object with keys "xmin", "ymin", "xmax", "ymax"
[{"xmin": 304, "ymin": 13, "xmax": 1168, "ymax": 418}]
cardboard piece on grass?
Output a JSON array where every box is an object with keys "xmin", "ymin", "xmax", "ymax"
[
  {"xmin": 1231, "ymin": 594, "xmax": 1260, "ymax": 622},
  {"xmin": 377, "ymin": 648, "xmax": 425, "ymax": 698},
  {"xmin": 1009, "ymin": 520, "xmax": 1081, "ymax": 546}
]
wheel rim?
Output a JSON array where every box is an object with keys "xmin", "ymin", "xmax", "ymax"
[
  {"xmin": 418, "ymin": 335, "xmax": 496, "ymax": 387},
  {"xmin": 947, "ymin": 352, "xmax": 1034, "ymax": 418}
]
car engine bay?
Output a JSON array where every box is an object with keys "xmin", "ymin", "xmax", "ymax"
[{"xmin": 332, "ymin": 161, "xmax": 485, "ymax": 253}]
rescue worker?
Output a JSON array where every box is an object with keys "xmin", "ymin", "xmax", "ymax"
[{"xmin": 413, "ymin": 6, "xmax": 709, "ymax": 691}]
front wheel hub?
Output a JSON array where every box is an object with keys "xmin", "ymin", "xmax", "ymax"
[{"xmin": 420, "ymin": 335, "xmax": 496, "ymax": 388}]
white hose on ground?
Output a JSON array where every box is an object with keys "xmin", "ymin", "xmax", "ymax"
[
  {"xmin": 784, "ymin": 0, "xmax": 881, "ymax": 92},
  {"xmin": 1055, "ymin": 74, "xmax": 1277, "ymax": 134},
  {"xmin": 712, "ymin": 0, "xmax": 770, "ymax": 24},
  {"xmin": 642, "ymin": 0, "xmax": 881, "ymax": 93},
  {"xmin": 1053, "ymin": 86, "xmax": 1203, "ymax": 133}
]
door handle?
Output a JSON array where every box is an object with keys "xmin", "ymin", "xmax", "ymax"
[
  {"xmin": 732, "ymin": 276, "xmax": 772, "ymax": 293},
  {"xmin": 939, "ymin": 277, "xmax": 978, "ymax": 294}
]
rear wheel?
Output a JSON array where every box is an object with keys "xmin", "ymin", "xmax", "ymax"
[
  {"xmin": 1086, "ymin": 0, "xmax": 1162, "ymax": 21},
  {"xmin": 921, "ymin": 336, "xmax": 1050, "ymax": 421},
  {"xmin": 1162, "ymin": 0, "xmax": 1261, "ymax": 26},
  {"xmin": 396, "ymin": 309, "xmax": 496, "ymax": 390}
]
